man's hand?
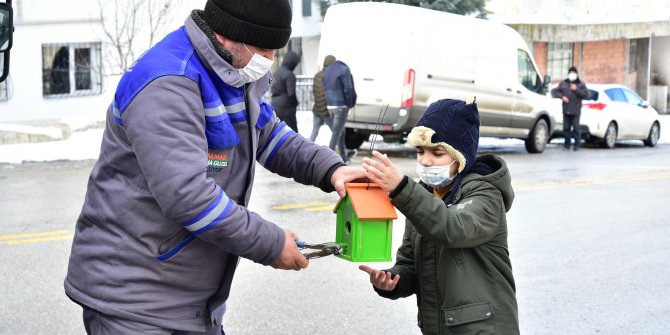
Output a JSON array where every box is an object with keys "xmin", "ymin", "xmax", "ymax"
[
  {"xmin": 359, "ymin": 265, "xmax": 400, "ymax": 291},
  {"xmin": 562, "ymin": 96, "xmax": 570, "ymax": 104},
  {"xmin": 570, "ymin": 83, "xmax": 578, "ymax": 91},
  {"xmin": 271, "ymin": 229, "xmax": 308, "ymax": 271},
  {"xmin": 331, "ymin": 165, "xmax": 366, "ymax": 197},
  {"xmin": 362, "ymin": 150, "xmax": 404, "ymax": 193}
]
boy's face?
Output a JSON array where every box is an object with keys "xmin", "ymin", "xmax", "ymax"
[{"xmin": 416, "ymin": 146, "xmax": 460, "ymax": 174}]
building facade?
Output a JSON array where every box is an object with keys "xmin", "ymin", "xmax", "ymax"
[
  {"xmin": 0, "ymin": 0, "xmax": 323, "ymax": 124},
  {"xmin": 488, "ymin": 0, "xmax": 670, "ymax": 113}
]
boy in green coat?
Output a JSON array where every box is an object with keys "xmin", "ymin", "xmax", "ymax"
[{"xmin": 359, "ymin": 98, "xmax": 519, "ymax": 335}]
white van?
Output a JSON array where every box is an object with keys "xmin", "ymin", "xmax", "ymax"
[{"xmin": 317, "ymin": 2, "xmax": 560, "ymax": 153}]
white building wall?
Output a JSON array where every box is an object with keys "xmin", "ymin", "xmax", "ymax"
[
  {"xmin": 0, "ymin": 0, "xmax": 323, "ymax": 123},
  {"xmin": 0, "ymin": 19, "xmax": 113, "ymax": 123},
  {"xmin": 0, "ymin": 0, "xmax": 200, "ymax": 123}
]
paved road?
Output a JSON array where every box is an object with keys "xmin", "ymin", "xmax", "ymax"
[{"xmin": 1, "ymin": 142, "xmax": 669, "ymax": 334}]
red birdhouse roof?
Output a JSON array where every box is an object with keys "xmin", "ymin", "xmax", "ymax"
[{"xmin": 333, "ymin": 183, "xmax": 398, "ymax": 220}]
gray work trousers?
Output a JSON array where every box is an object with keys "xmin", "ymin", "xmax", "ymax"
[{"xmin": 82, "ymin": 305, "xmax": 224, "ymax": 335}]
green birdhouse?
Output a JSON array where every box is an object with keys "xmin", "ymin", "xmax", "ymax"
[{"xmin": 333, "ymin": 182, "xmax": 397, "ymax": 262}]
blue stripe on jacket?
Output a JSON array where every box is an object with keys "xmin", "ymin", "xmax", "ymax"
[{"xmin": 182, "ymin": 190, "xmax": 232, "ymax": 235}]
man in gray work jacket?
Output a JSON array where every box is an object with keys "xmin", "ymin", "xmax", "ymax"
[{"xmin": 63, "ymin": 1, "xmax": 365, "ymax": 334}]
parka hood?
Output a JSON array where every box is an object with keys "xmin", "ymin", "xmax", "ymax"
[
  {"xmin": 464, "ymin": 154, "xmax": 514, "ymax": 212},
  {"xmin": 281, "ymin": 51, "xmax": 301, "ymax": 71}
]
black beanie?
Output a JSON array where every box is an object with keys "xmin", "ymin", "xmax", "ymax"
[
  {"xmin": 203, "ymin": 0, "xmax": 292, "ymax": 50},
  {"xmin": 568, "ymin": 66, "xmax": 578, "ymax": 73},
  {"xmin": 407, "ymin": 99, "xmax": 480, "ymax": 175}
]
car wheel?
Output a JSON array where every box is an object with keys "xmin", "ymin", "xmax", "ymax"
[
  {"xmin": 601, "ymin": 122, "xmax": 617, "ymax": 149},
  {"xmin": 643, "ymin": 122, "xmax": 660, "ymax": 147},
  {"xmin": 525, "ymin": 119, "xmax": 548, "ymax": 154}
]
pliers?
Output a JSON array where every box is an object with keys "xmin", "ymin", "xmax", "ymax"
[{"xmin": 295, "ymin": 241, "xmax": 343, "ymax": 259}]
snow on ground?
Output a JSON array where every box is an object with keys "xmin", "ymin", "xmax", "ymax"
[{"xmin": 1, "ymin": 111, "xmax": 669, "ymax": 164}]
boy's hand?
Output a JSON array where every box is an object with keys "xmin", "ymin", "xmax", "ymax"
[
  {"xmin": 359, "ymin": 265, "xmax": 400, "ymax": 291},
  {"xmin": 362, "ymin": 150, "xmax": 404, "ymax": 193}
]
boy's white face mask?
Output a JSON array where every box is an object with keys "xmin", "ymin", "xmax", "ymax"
[
  {"xmin": 237, "ymin": 44, "xmax": 273, "ymax": 85},
  {"xmin": 416, "ymin": 161, "xmax": 457, "ymax": 188},
  {"xmin": 568, "ymin": 73, "xmax": 578, "ymax": 82}
]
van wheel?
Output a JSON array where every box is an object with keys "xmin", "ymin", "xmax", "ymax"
[
  {"xmin": 344, "ymin": 128, "xmax": 369, "ymax": 149},
  {"xmin": 643, "ymin": 122, "xmax": 660, "ymax": 147},
  {"xmin": 601, "ymin": 122, "xmax": 617, "ymax": 149},
  {"xmin": 525, "ymin": 119, "xmax": 548, "ymax": 154}
]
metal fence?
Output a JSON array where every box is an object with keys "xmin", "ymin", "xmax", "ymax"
[
  {"xmin": 263, "ymin": 75, "xmax": 314, "ymax": 111},
  {"xmin": 296, "ymin": 75, "xmax": 314, "ymax": 111}
]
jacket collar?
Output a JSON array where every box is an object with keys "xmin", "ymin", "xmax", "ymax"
[{"xmin": 184, "ymin": 14, "xmax": 274, "ymax": 94}]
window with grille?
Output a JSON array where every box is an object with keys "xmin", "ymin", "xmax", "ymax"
[
  {"xmin": 547, "ymin": 42, "xmax": 573, "ymax": 80},
  {"xmin": 42, "ymin": 42, "xmax": 102, "ymax": 98}
]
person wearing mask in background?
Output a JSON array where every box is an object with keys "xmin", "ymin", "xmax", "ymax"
[
  {"xmin": 63, "ymin": 1, "xmax": 365, "ymax": 334},
  {"xmin": 358, "ymin": 98, "xmax": 519, "ymax": 334},
  {"xmin": 552, "ymin": 66, "xmax": 589, "ymax": 151},
  {"xmin": 323, "ymin": 55, "xmax": 357, "ymax": 164},
  {"xmin": 309, "ymin": 59, "xmax": 333, "ymax": 142},
  {"xmin": 271, "ymin": 50, "xmax": 301, "ymax": 132}
]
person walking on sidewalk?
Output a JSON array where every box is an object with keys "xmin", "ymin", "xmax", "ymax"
[
  {"xmin": 323, "ymin": 55, "xmax": 357, "ymax": 164},
  {"xmin": 64, "ymin": 1, "xmax": 365, "ymax": 334},
  {"xmin": 309, "ymin": 60, "xmax": 333, "ymax": 142},
  {"xmin": 271, "ymin": 50, "xmax": 301, "ymax": 132},
  {"xmin": 552, "ymin": 66, "xmax": 589, "ymax": 151}
]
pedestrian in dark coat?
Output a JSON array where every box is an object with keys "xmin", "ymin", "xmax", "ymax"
[
  {"xmin": 359, "ymin": 98, "xmax": 520, "ymax": 335},
  {"xmin": 323, "ymin": 54, "xmax": 357, "ymax": 164},
  {"xmin": 309, "ymin": 59, "xmax": 333, "ymax": 141},
  {"xmin": 551, "ymin": 66, "xmax": 589, "ymax": 151},
  {"xmin": 271, "ymin": 50, "xmax": 301, "ymax": 132}
]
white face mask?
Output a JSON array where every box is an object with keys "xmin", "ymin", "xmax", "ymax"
[
  {"xmin": 568, "ymin": 73, "xmax": 578, "ymax": 82},
  {"xmin": 237, "ymin": 44, "xmax": 274, "ymax": 85},
  {"xmin": 416, "ymin": 161, "xmax": 457, "ymax": 188}
]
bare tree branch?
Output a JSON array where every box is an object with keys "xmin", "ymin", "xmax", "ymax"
[{"xmin": 98, "ymin": 0, "xmax": 180, "ymax": 75}]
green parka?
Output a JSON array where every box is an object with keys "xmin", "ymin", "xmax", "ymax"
[{"xmin": 378, "ymin": 154, "xmax": 519, "ymax": 335}]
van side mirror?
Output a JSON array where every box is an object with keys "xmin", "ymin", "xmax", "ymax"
[
  {"xmin": 540, "ymin": 74, "xmax": 551, "ymax": 94},
  {"xmin": 0, "ymin": 0, "xmax": 14, "ymax": 83},
  {"xmin": 641, "ymin": 100, "xmax": 649, "ymax": 108}
]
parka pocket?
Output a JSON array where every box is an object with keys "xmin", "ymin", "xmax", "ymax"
[
  {"xmin": 156, "ymin": 228, "xmax": 195, "ymax": 262},
  {"xmin": 444, "ymin": 302, "xmax": 494, "ymax": 331}
]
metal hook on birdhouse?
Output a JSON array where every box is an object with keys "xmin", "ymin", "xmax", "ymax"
[{"xmin": 295, "ymin": 241, "xmax": 343, "ymax": 259}]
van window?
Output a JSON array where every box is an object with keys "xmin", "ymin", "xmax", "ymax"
[{"xmin": 517, "ymin": 50, "xmax": 541, "ymax": 92}]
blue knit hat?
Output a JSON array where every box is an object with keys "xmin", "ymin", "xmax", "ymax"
[{"xmin": 407, "ymin": 98, "xmax": 480, "ymax": 175}]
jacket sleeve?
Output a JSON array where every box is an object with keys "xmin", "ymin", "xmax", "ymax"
[
  {"xmin": 374, "ymin": 221, "xmax": 417, "ymax": 300},
  {"xmin": 391, "ymin": 178, "xmax": 503, "ymax": 248},
  {"xmin": 256, "ymin": 101, "xmax": 344, "ymax": 192},
  {"xmin": 551, "ymin": 82, "xmax": 564, "ymax": 98},
  {"xmin": 122, "ymin": 76, "xmax": 284, "ymax": 265},
  {"xmin": 287, "ymin": 73, "xmax": 298, "ymax": 107},
  {"xmin": 340, "ymin": 66, "xmax": 357, "ymax": 108},
  {"xmin": 576, "ymin": 82, "xmax": 589, "ymax": 99}
]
